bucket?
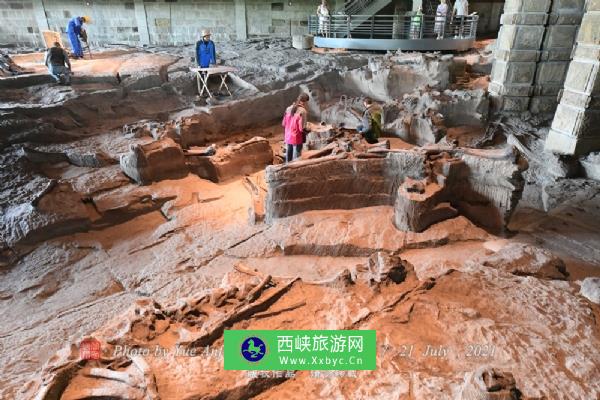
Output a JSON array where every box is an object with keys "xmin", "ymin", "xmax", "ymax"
[{"xmin": 292, "ymin": 35, "xmax": 314, "ymax": 50}]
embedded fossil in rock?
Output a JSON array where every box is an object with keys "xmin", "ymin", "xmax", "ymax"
[
  {"xmin": 3, "ymin": 41, "xmax": 600, "ymax": 400},
  {"xmin": 30, "ymin": 252, "xmax": 421, "ymax": 399},
  {"xmin": 186, "ymin": 137, "xmax": 273, "ymax": 183}
]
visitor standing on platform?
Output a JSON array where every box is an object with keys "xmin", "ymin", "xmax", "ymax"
[
  {"xmin": 452, "ymin": 0, "xmax": 469, "ymax": 37},
  {"xmin": 411, "ymin": 7, "xmax": 423, "ymax": 39},
  {"xmin": 434, "ymin": 0, "xmax": 448, "ymax": 39},
  {"xmin": 317, "ymin": 0, "xmax": 330, "ymax": 37}
]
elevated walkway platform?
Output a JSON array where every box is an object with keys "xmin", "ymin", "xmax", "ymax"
[{"xmin": 309, "ymin": 14, "xmax": 478, "ymax": 52}]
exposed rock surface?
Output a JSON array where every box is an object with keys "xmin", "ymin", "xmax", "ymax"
[
  {"xmin": 2, "ymin": 41, "xmax": 599, "ymax": 400},
  {"xmin": 186, "ymin": 137, "xmax": 273, "ymax": 182},
  {"xmin": 1, "ymin": 181, "xmax": 90, "ymax": 247},
  {"xmin": 458, "ymin": 368, "xmax": 522, "ymax": 400},
  {"xmin": 173, "ymin": 87, "xmax": 300, "ymax": 147},
  {"xmin": 479, "ymin": 242, "xmax": 568, "ymax": 279},
  {"xmin": 579, "ymin": 277, "xmax": 600, "ymax": 304},
  {"xmin": 266, "ymin": 145, "xmax": 524, "ymax": 232},
  {"xmin": 266, "ymin": 155, "xmax": 395, "ymax": 219},
  {"xmin": 581, "ymin": 152, "xmax": 600, "ymax": 181},
  {"xmin": 22, "ymin": 245, "xmax": 600, "ymax": 400},
  {"xmin": 120, "ymin": 138, "xmax": 188, "ymax": 185},
  {"xmin": 0, "ymin": 50, "xmax": 24, "ymax": 76}
]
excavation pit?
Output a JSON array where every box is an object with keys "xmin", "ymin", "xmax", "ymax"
[{"xmin": 1, "ymin": 40, "xmax": 599, "ymax": 400}]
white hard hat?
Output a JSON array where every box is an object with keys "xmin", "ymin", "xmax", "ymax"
[{"xmin": 201, "ymin": 29, "xmax": 211, "ymax": 37}]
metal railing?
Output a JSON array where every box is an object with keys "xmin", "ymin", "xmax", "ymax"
[{"xmin": 309, "ymin": 14, "xmax": 478, "ymax": 40}]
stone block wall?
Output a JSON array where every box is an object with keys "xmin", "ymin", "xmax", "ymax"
[
  {"xmin": 545, "ymin": 0, "xmax": 600, "ymax": 155},
  {"xmin": 489, "ymin": 0, "xmax": 552, "ymax": 112},
  {"xmin": 489, "ymin": 0, "xmax": 584, "ymax": 114},
  {"xmin": 530, "ymin": 0, "xmax": 584, "ymax": 113}
]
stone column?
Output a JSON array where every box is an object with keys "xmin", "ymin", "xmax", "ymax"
[
  {"xmin": 545, "ymin": 0, "xmax": 600, "ymax": 155},
  {"xmin": 235, "ymin": 0, "xmax": 248, "ymax": 40},
  {"xmin": 489, "ymin": 0, "xmax": 550, "ymax": 112},
  {"xmin": 530, "ymin": 0, "xmax": 584, "ymax": 113},
  {"xmin": 134, "ymin": 0, "xmax": 151, "ymax": 45}
]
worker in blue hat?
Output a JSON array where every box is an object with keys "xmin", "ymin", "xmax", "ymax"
[{"xmin": 66, "ymin": 15, "xmax": 90, "ymax": 59}]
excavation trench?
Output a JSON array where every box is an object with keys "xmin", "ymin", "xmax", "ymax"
[
  {"xmin": 2, "ymin": 43, "xmax": 599, "ymax": 400},
  {"xmin": 1, "ymin": 49, "xmax": 496, "ymax": 253}
]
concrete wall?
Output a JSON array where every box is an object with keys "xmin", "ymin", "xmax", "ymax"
[
  {"xmin": 44, "ymin": 0, "xmax": 139, "ymax": 44},
  {"xmin": 0, "ymin": 1, "xmax": 41, "ymax": 46},
  {"xmin": 143, "ymin": 0, "xmax": 236, "ymax": 44},
  {"xmin": 470, "ymin": 2, "xmax": 504, "ymax": 34},
  {"xmin": 246, "ymin": 0, "xmax": 315, "ymax": 37},
  {"xmin": 0, "ymin": 0, "xmax": 322, "ymax": 47},
  {"xmin": 0, "ymin": 0, "xmax": 506, "ymax": 46}
]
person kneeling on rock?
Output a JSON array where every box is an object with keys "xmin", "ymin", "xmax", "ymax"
[
  {"xmin": 357, "ymin": 97, "xmax": 382, "ymax": 144},
  {"xmin": 44, "ymin": 42, "xmax": 72, "ymax": 85},
  {"xmin": 282, "ymin": 93, "xmax": 310, "ymax": 162}
]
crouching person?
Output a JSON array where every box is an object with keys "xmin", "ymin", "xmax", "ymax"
[
  {"xmin": 45, "ymin": 42, "xmax": 72, "ymax": 85},
  {"xmin": 282, "ymin": 93, "xmax": 310, "ymax": 162},
  {"xmin": 357, "ymin": 97, "xmax": 382, "ymax": 144}
]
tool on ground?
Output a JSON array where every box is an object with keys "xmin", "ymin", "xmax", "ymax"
[{"xmin": 80, "ymin": 30, "xmax": 92, "ymax": 59}]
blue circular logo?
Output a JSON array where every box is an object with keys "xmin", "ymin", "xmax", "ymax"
[{"xmin": 241, "ymin": 336, "xmax": 266, "ymax": 362}]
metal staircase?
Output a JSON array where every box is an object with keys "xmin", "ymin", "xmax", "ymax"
[
  {"xmin": 335, "ymin": 0, "xmax": 393, "ymax": 37},
  {"xmin": 342, "ymin": 0, "xmax": 393, "ymax": 16}
]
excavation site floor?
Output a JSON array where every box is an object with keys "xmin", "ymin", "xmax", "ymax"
[{"xmin": 0, "ymin": 40, "xmax": 599, "ymax": 399}]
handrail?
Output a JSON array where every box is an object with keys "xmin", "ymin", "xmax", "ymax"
[{"xmin": 309, "ymin": 14, "xmax": 478, "ymax": 40}]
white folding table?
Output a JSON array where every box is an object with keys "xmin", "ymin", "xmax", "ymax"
[{"xmin": 191, "ymin": 66, "xmax": 237, "ymax": 98}]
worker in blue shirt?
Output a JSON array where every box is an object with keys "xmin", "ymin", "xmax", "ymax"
[
  {"xmin": 196, "ymin": 29, "xmax": 216, "ymax": 68},
  {"xmin": 66, "ymin": 16, "xmax": 90, "ymax": 59}
]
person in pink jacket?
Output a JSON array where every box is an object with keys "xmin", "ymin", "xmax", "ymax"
[{"xmin": 282, "ymin": 93, "xmax": 309, "ymax": 162}]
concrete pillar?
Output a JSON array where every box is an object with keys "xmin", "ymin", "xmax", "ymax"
[
  {"xmin": 489, "ymin": 0, "xmax": 551, "ymax": 112},
  {"xmin": 33, "ymin": 0, "xmax": 49, "ymax": 32},
  {"xmin": 490, "ymin": 0, "xmax": 584, "ymax": 114},
  {"xmin": 530, "ymin": 0, "xmax": 584, "ymax": 113},
  {"xmin": 235, "ymin": 0, "xmax": 248, "ymax": 40},
  {"xmin": 545, "ymin": 0, "xmax": 600, "ymax": 155},
  {"xmin": 134, "ymin": 0, "xmax": 151, "ymax": 45}
]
